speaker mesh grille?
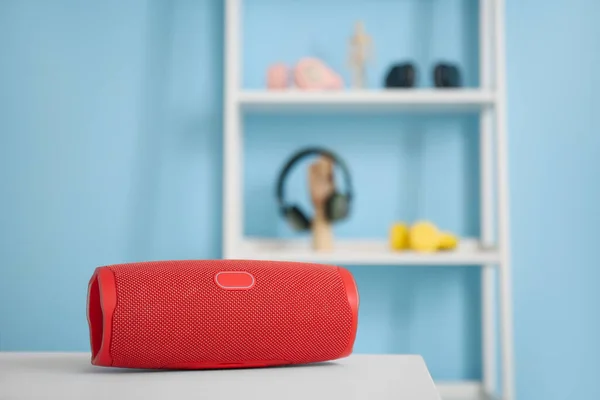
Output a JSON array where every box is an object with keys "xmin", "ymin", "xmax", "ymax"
[{"xmin": 107, "ymin": 260, "xmax": 353, "ymax": 368}]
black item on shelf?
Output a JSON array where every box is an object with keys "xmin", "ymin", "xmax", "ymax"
[
  {"xmin": 384, "ymin": 63, "xmax": 416, "ymax": 88},
  {"xmin": 433, "ymin": 63, "xmax": 462, "ymax": 88},
  {"xmin": 276, "ymin": 147, "xmax": 353, "ymax": 231}
]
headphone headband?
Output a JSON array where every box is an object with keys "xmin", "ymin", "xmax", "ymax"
[{"xmin": 276, "ymin": 147, "xmax": 353, "ymax": 208}]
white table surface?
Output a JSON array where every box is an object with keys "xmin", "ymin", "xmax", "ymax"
[{"xmin": 0, "ymin": 353, "xmax": 441, "ymax": 400}]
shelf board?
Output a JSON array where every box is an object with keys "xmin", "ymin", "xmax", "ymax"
[
  {"xmin": 230, "ymin": 238, "xmax": 500, "ymax": 266},
  {"xmin": 237, "ymin": 89, "xmax": 495, "ymax": 113},
  {"xmin": 436, "ymin": 381, "xmax": 498, "ymax": 400}
]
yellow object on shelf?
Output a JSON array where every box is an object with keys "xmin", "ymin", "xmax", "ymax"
[
  {"xmin": 389, "ymin": 220, "xmax": 460, "ymax": 253},
  {"xmin": 409, "ymin": 221, "xmax": 441, "ymax": 253},
  {"xmin": 389, "ymin": 223, "xmax": 410, "ymax": 250},
  {"xmin": 438, "ymin": 232, "xmax": 459, "ymax": 250}
]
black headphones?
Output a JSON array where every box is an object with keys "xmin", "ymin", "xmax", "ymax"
[
  {"xmin": 384, "ymin": 61, "xmax": 462, "ymax": 88},
  {"xmin": 276, "ymin": 147, "xmax": 353, "ymax": 231}
]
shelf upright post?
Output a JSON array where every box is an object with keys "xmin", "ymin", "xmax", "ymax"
[
  {"xmin": 492, "ymin": 0, "xmax": 516, "ymax": 399},
  {"xmin": 223, "ymin": 0, "xmax": 243, "ymax": 259},
  {"xmin": 479, "ymin": 0, "xmax": 498, "ymax": 397}
]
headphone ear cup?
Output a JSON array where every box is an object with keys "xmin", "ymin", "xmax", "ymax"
[
  {"xmin": 385, "ymin": 62, "xmax": 416, "ymax": 88},
  {"xmin": 434, "ymin": 63, "xmax": 461, "ymax": 88},
  {"xmin": 325, "ymin": 193, "xmax": 350, "ymax": 222},
  {"xmin": 284, "ymin": 205, "xmax": 311, "ymax": 231}
]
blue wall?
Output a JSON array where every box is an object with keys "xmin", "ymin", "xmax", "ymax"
[
  {"xmin": 1, "ymin": 1, "xmax": 599, "ymax": 399},
  {"xmin": 506, "ymin": 2, "xmax": 600, "ymax": 399}
]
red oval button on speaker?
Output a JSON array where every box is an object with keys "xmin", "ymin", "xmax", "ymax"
[{"xmin": 215, "ymin": 271, "xmax": 255, "ymax": 290}]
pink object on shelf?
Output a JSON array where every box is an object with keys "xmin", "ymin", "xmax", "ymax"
[
  {"xmin": 266, "ymin": 63, "xmax": 289, "ymax": 89},
  {"xmin": 294, "ymin": 58, "xmax": 343, "ymax": 90}
]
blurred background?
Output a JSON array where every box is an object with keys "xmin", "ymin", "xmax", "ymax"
[{"xmin": 1, "ymin": 1, "xmax": 599, "ymax": 399}]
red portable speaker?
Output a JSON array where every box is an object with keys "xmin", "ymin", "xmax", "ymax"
[{"xmin": 86, "ymin": 260, "xmax": 359, "ymax": 369}]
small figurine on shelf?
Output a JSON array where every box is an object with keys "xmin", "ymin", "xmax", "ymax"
[{"xmin": 348, "ymin": 21, "xmax": 373, "ymax": 89}]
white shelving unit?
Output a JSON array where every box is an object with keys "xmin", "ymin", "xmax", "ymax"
[
  {"xmin": 239, "ymin": 89, "xmax": 495, "ymax": 112},
  {"xmin": 235, "ymin": 238, "xmax": 500, "ymax": 266},
  {"xmin": 222, "ymin": 1, "xmax": 515, "ymax": 400}
]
